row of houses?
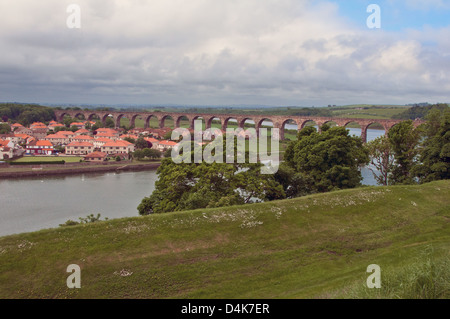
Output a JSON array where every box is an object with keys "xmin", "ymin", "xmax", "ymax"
[{"xmin": 3, "ymin": 120, "xmax": 179, "ymax": 160}]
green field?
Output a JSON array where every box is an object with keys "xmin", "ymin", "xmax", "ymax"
[
  {"xmin": 330, "ymin": 105, "xmax": 409, "ymax": 120},
  {"xmin": 0, "ymin": 180, "xmax": 448, "ymax": 299},
  {"xmin": 13, "ymin": 156, "xmax": 84, "ymax": 163}
]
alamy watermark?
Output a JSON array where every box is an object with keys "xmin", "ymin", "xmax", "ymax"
[
  {"xmin": 366, "ymin": 264, "xmax": 381, "ymax": 288},
  {"xmin": 66, "ymin": 4, "xmax": 81, "ymax": 29},
  {"xmin": 66, "ymin": 264, "xmax": 81, "ymax": 288},
  {"xmin": 367, "ymin": 4, "xmax": 381, "ymax": 29},
  {"xmin": 170, "ymin": 120, "xmax": 280, "ymax": 174}
]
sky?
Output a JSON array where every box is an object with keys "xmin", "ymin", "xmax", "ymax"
[{"xmin": 0, "ymin": 0, "xmax": 449, "ymax": 107}]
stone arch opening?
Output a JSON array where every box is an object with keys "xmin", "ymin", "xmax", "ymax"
[
  {"xmin": 117, "ymin": 114, "xmax": 131, "ymax": 130},
  {"xmin": 192, "ymin": 116, "xmax": 205, "ymax": 130},
  {"xmin": 176, "ymin": 116, "xmax": 190, "ymax": 129},
  {"xmin": 74, "ymin": 113, "xmax": 86, "ymax": 121},
  {"xmin": 207, "ymin": 117, "xmax": 222, "ymax": 130},
  {"xmin": 365, "ymin": 122, "xmax": 386, "ymax": 142},
  {"xmin": 282, "ymin": 119, "xmax": 298, "ymax": 141},
  {"xmin": 301, "ymin": 120, "xmax": 319, "ymax": 131},
  {"xmin": 145, "ymin": 115, "xmax": 159, "ymax": 129},
  {"xmin": 131, "ymin": 114, "xmax": 145, "ymax": 129},
  {"xmin": 224, "ymin": 117, "xmax": 239, "ymax": 130},
  {"xmin": 161, "ymin": 115, "xmax": 175, "ymax": 129},
  {"xmin": 344, "ymin": 121, "xmax": 362, "ymax": 137}
]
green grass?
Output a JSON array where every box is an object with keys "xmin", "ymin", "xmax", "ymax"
[
  {"xmin": 13, "ymin": 156, "xmax": 84, "ymax": 163},
  {"xmin": 330, "ymin": 105, "xmax": 408, "ymax": 120},
  {"xmin": 0, "ymin": 180, "xmax": 448, "ymax": 299}
]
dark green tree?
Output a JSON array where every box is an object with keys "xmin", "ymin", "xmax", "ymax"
[
  {"xmin": 413, "ymin": 108, "xmax": 450, "ymax": 183},
  {"xmin": 366, "ymin": 136, "xmax": 395, "ymax": 186},
  {"xmin": 280, "ymin": 125, "xmax": 369, "ymax": 195},
  {"xmin": 104, "ymin": 117, "xmax": 115, "ymax": 128},
  {"xmin": 0, "ymin": 123, "xmax": 11, "ymax": 134},
  {"xmin": 137, "ymin": 142, "xmax": 285, "ymax": 215},
  {"xmin": 387, "ymin": 120, "xmax": 421, "ymax": 184},
  {"xmin": 135, "ymin": 137, "xmax": 149, "ymax": 149}
]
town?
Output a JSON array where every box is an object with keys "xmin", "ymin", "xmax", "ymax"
[{"xmin": 0, "ymin": 119, "xmax": 178, "ymax": 162}]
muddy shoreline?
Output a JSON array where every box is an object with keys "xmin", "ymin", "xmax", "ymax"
[{"xmin": 0, "ymin": 162, "xmax": 161, "ymax": 179}]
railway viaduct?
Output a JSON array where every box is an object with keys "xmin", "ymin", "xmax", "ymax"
[{"xmin": 54, "ymin": 109, "xmax": 423, "ymax": 143}]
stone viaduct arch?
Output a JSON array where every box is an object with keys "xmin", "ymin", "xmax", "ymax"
[{"xmin": 54, "ymin": 110, "xmax": 423, "ymax": 143}]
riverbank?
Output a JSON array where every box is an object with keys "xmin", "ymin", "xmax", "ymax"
[{"xmin": 0, "ymin": 161, "xmax": 161, "ymax": 179}]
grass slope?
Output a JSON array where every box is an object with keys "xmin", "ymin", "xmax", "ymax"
[{"xmin": 0, "ymin": 181, "xmax": 449, "ymax": 299}]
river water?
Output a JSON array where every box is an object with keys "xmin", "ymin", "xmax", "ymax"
[{"xmin": 0, "ymin": 128, "xmax": 384, "ymax": 237}]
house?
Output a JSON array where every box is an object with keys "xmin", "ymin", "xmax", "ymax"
[
  {"xmin": 95, "ymin": 128, "xmax": 119, "ymax": 136},
  {"xmin": 65, "ymin": 142, "xmax": 95, "ymax": 155},
  {"xmin": 70, "ymin": 122, "xmax": 86, "ymax": 130},
  {"xmin": 44, "ymin": 133, "xmax": 72, "ymax": 146},
  {"xmin": 84, "ymin": 151, "xmax": 108, "ymax": 162},
  {"xmin": 14, "ymin": 127, "xmax": 33, "ymax": 136},
  {"xmin": 93, "ymin": 137, "xmax": 113, "ymax": 149},
  {"xmin": 71, "ymin": 135, "xmax": 94, "ymax": 143},
  {"xmin": 13, "ymin": 133, "xmax": 34, "ymax": 145},
  {"xmin": 11, "ymin": 123, "xmax": 24, "ymax": 132},
  {"xmin": 148, "ymin": 127, "xmax": 172, "ymax": 138},
  {"xmin": 95, "ymin": 132, "xmax": 120, "ymax": 141},
  {"xmin": 144, "ymin": 137, "xmax": 159, "ymax": 149},
  {"xmin": 48, "ymin": 121, "xmax": 66, "ymax": 131},
  {"xmin": 0, "ymin": 134, "xmax": 22, "ymax": 145},
  {"xmin": 157, "ymin": 140, "xmax": 178, "ymax": 151},
  {"xmin": 30, "ymin": 128, "xmax": 49, "ymax": 140},
  {"xmin": 0, "ymin": 139, "xmax": 24, "ymax": 159},
  {"xmin": 130, "ymin": 128, "xmax": 150, "ymax": 136},
  {"xmin": 30, "ymin": 122, "xmax": 48, "ymax": 130},
  {"xmin": 119, "ymin": 134, "xmax": 139, "ymax": 141},
  {"xmin": 26, "ymin": 140, "xmax": 55, "ymax": 155},
  {"xmin": 74, "ymin": 129, "xmax": 91, "ymax": 136},
  {"xmin": 101, "ymin": 140, "xmax": 135, "ymax": 155}
]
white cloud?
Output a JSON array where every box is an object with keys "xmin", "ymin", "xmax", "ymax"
[{"xmin": 0, "ymin": 0, "xmax": 448, "ymax": 105}]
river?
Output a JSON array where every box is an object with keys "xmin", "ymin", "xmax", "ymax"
[{"xmin": 0, "ymin": 128, "xmax": 384, "ymax": 237}]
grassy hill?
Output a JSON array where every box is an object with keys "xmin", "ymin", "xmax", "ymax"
[{"xmin": 0, "ymin": 180, "xmax": 449, "ymax": 299}]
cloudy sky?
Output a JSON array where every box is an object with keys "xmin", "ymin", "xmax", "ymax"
[{"xmin": 1, "ymin": 0, "xmax": 449, "ymax": 107}]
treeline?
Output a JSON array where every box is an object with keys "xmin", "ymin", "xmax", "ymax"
[
  {"xmin": 393, "ymin": 103, "xmax": 449, "ymax": 120},
  {"xmin": 0, "ymin": 103, "xmax": 55, "ymax": 126},
  {"xmin": 137, "ymin": 107, "xmax": 449, "ymax": 215}
]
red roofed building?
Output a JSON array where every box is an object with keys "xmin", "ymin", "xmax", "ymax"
[
  {"xmin": 157, "ymin": 140, "xmax": 178, "ymax": 151},
  {"xmin": 93, "ymin": 137, "xmax": 113, "ymax": 149},
  {"xmin": 11, "ymin": 123, "xmax": 24, "ymax": 132},
  {"xmin": 74, "ymin": 129, "xmax": 90, "ymax": 136},
  {"xmin": 101, "ymin": 140, "xmax": 135, "ymax": 154},
  {"xmin": 65, "ymin": 141, "xmax": 95, "ymax": 155},
  {"xmin": 70, "ymin": 122, "xmax": 86, "ymax": 130},
  {"xmin": 72, "ymin": 135, "xmax": 94, "ymax": 143},
  {"xmin": 84, "ymin": 151, "xmax": 108, "ymax": 162},
  {"xmin": 26, "ymin": 140, "xmax": 55, "ymax": 155}
]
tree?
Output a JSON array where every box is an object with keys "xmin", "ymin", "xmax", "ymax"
[
  {"xmin": 104, "ymin": 117, "xmax": 115, "ymax": 128},
  {"xmin": 142, "ymin": 148, "xmax": 161, "ymax": 159},
  {"xmin": 387, "ymin": 120, "xmax": 421, "ymax": 184},
  {"xmin": 163, "ymin": 131, "xmax": 173, "ymax": 140},
  {"xmin": 123, "ymin": 137, "xmax": 136, "ymax": 144},
  {"xmin": 137, "ymin": 143, "xmax": 285, "ymax": 215},
  {"xmin": 413, "ymin": 108, "xmax": 450, "ymax": 183},
  {"xmin": 280, "ymin": 125, "xmax": 369, "ymax": 195},
  {"xmin": 163, "ymin": 148, "xmax": 172, "ymax": 158},
  {"xmin": 0, "ymin": 123, "xmax": 11, "ymax": 134},
  {"xmin": 366, "ymin": 136, "xmax": 395, "ymax": 186},
  {"xmin": 135, "ymin": 137, "xmax": 149, "ymax": 149}
]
